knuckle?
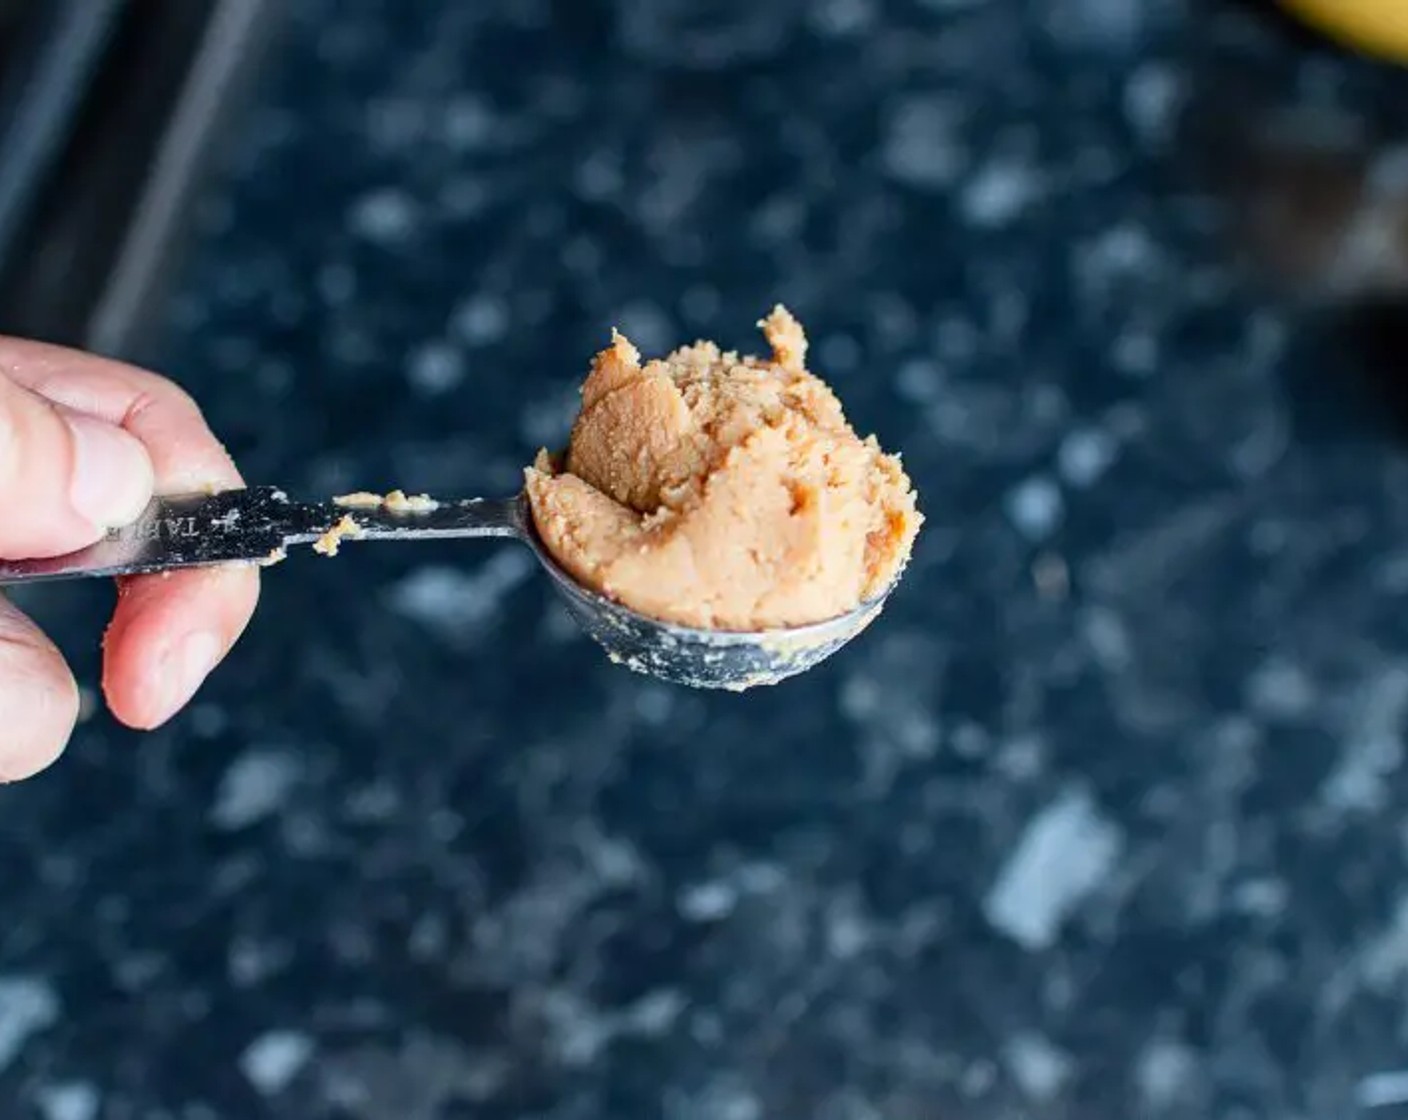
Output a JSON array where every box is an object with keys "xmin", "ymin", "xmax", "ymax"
[{"xmin": 124, "ymin": 374, "xmax": 202, "ymax": 424}]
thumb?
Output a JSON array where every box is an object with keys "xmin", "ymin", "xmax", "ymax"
[
  {"xmin": 0, "ymin": 374, "xmax": 154, "ymax": 558},
  {"xmin": 0, "ymin": 595, "xmax": 79, "ymax": 781}
]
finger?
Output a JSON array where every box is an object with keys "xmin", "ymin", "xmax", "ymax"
[
  {"xmin": 0, "ymin": 337, "xmax": 238, "ymax": 491},
  {"xmin": 0, "ymin": 595, "xmax": 79, "ymax": 782},
  {"xmin": 0, "ymin": 374, "xmax": 154, "ymax": 559},
  {"xmin": 102, "ymin": 565, "xmax": 259, "ymax": 730},
  {"xmin": 0, "ymin": 337, "xmax": 261, "ymax": 728}
]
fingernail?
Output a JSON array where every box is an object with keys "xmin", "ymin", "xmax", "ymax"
[
  {"xmin": 159, "ymin": 631, "xmax": 223, "ymax": 718},
  {"xmin": 66, "ymin": 412, "xmax": 154, "ymax": 529}
]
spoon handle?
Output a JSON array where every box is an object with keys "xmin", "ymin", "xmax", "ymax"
[{"xmin": 0, "ymin": 486, "xmax": 522, "ymax": 585}]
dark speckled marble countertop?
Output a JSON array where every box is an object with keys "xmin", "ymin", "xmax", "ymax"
[{"xmin": 7, "ymin": 2, "xmax": 1408, "ymax": 1118}]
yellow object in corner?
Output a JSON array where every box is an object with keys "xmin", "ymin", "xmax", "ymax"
[{"xmin": 1280, "ymin": 0, "xmax": 1408, "ymax": 62}]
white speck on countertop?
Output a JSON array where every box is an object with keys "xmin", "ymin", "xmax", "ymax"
[
  {"xmin": 995, "ymin": 734, "xmax": 1046, "ymax": 781},
  {"xmin": 882, "ymin": 94, "xmax": 967, "ymax": 190},
  {"xmin": 211, "ymin": 749, "xmax": 301, "ymax": 830},
  {"xmin": 240, "ymin": 1030, "xmax": 314, "ymax": 1095},
  {"xmin": 575, "ymin": 151, "xmax": 624, "ymax": 201},
  {"xmin": 1124, "ymin": 62, "xmax": 1184, "ymax": 143},
  {"xmin": 408, "ymin": 912, "xmax": 450, "ymax": 962},
  {"xmin": 1358, "ymin": 1069, "xmax": 1408, "ymax": 1109},
  {"xmin": 1229, "ymin": 877, "xmax": 1288, "ymax": 919},
  {"xmin": 348, "ymin": 187, "xmax": 419, "ymax": 244},
  {"xmin": 452, "ymin": 293, "xmax": 510, "ymax": 346},
  {"xmin": 1046, "ymin": 0, "xmax": 1151, "ymax": 47},
  {"xmin": 825, "ymin": 891, "xmax": 873, "ymax": 959},
  {"xmin": 1319, "ymin": 664, "xmax": 1408, "ymax": 817},
  {"xmin": 948, "ymin": 720, "xmax": 989, "ymax": 759},
  {"xmin": 0, "ymin": 976, "xmax": 58, "ymax": 1071},
  {"xmin": 406, "ymin": 340, "xmax": 466, "ymax": 395},
  {"xmin": 672, "ymin": 1079, "xmax": 763, "ymax": 1120},
  {"xmin": 984, "ymin": 788, "xmax": 1123, "ymax": 950},
  {"xmin": 388, "ymin": 552, "xmax": 534, "ymax": 642},
  {"xmin": 894, "ymin": 357, "xmax": 942, "ymax": 404},
  {"xmin": 1358, "ymin": 894, "xmax": 1408, "ymax": 993},
  {"xmin": 1080, "ymin": 605, "xmax": 1132, "ymax": 671},
  {"xmin": 808, "ymin": 0, "xmax": 875, "ymax": 37},
  {"xmin": 1057, "ymin": 428, "xmax": 1118, "ymax": 488},
  {"xmin": 631, "ymin": 685, "xmax": 675, "ymax": 726},
  {"xmin": 621, "ymin": 988, "xmax": 687, "ymax": 1036},
  {"xmin": 678, "ymin": 880, "xmax": 738, "ymax": 923},
  {"xmin": 34, "ymin": 1083, "xmax": 99, "ymax": 1120},
  {"xmin": 1244, "ymin": 657, "xmax": 1316, "ymax": 721},
  {"xmin": 1004, "ymin": 1033, "xmax": 1071, "ymax": 1101},
  {"xmin": 961, "ymin": 155, "xmax": 1040, "ymax": 228},
  {"xmin": 441, "ymin": 94, "xmax": 497, "ymax": 150},
  {"xmin": 228, "ymin": 924, "xmax": 295, "ymax": 986},
  {"xmin": 1075, "ymin": 225, "xmax": 1160, "ymax": 302},
  {"xmin": 1113, "ymin": 329, "xmax": 1158, "ymax": 376},
  {"xmin": 961, "ymin": 1058, "xmax": 997, "ymax": 1097},
  {"xmin": 1006, "ymin": 476, "xmax": 1064, "ymax": 541},
  {"xmin": 1135, "ymin": 1037, "xmax": 1197, "ymax": 1110},
  {"xmin": 538, "ymin": 989, "xmax": 613, "ymax": 1069}
]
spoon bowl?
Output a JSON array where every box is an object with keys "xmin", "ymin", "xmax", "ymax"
[{"xmin": 518, "ymin": 496, "xmax": 891, "ymax": 690}]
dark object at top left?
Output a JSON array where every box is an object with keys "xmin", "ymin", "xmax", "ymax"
[{"xmin": 0, "ymin": 0, "xmax": 283, "ymax": 358}]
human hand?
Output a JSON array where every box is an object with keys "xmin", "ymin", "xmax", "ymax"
[{"xmin": 0, "ymin": 338, "xmax": 260, "ymax": 781}]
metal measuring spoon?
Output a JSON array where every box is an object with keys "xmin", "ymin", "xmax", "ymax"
[{"xmin": 0, "ymin": 486, "xmax": 892, "ymax": 690}]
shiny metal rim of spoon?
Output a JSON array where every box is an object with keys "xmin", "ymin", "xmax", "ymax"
[{"xmin": 0, "ymin": 486, "xmax": 894, "ymax": 690}]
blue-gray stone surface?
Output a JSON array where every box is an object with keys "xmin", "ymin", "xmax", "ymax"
[{"xmin": 5, "ymin": 1, "xmax": 1408, "ymax": 1118}]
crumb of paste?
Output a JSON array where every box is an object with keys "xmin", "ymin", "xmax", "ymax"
[
  {"xmin": 260, "ymin": 547, "xmax": 288, "ymax": 568},
  {"xmin": 313, "ymin": 515, "xmax": 361, "ymax": 557},
  {"xmin": 334, "ymin": 490, "xmax": 440, "ymax": 513},
  {"xmin": 384, "ymin": 489, "xmax": 438, "ymax": 513},
  {"xmin": 334, "ymin": 491, "xmax": 385, "ymax": 509},
  {"xmin": 524, "ymin": 305, "xmax": 922, "ymax": 631}
]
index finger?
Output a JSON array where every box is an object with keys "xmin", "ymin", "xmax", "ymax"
[
  {"xmin": 0, "ymin": 338, "xmax": 261, "ymax": 730},
  {"xmin": 0, "ymin": 339, "xmax": 243, "ymax": 491}
]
